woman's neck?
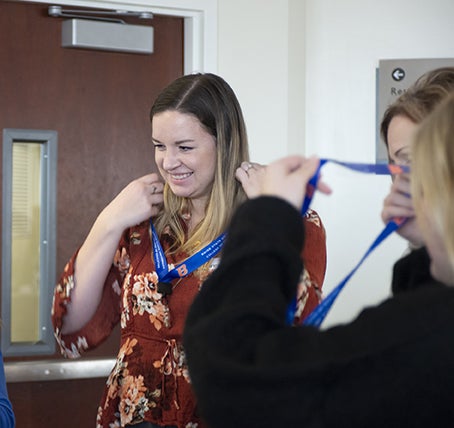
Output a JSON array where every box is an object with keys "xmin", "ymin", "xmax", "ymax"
[{"xmin": 185, "ymin": 198, "xmax": 207, "ymax": 235}]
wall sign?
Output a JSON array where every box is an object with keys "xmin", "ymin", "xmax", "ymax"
[{"xmin": 376, "ymin": 58, "xmax": 454, "ymax": 165}]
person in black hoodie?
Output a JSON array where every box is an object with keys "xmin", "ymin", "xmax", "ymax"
[{"xmin": 183, "ymin": 92, "xmax": 454, "ymax": 428}]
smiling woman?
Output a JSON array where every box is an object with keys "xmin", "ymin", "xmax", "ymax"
[
  {"xmin": 50, "ymin": 73, "xmax": 252, "ymax": 428},
  {"xmin": 51, "ymin": 72, "xmax": 327, "ymax": 427}
]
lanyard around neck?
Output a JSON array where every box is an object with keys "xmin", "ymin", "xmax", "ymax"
[{"xmin": 150, "ymin": 220, "xmax": 226, "ymax": 295}]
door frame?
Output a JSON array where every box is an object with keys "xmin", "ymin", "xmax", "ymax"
[{"xmin": 21, "ymin": 0, "xmax": 218, "ymax": 74}]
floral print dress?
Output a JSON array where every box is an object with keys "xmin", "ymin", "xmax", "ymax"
[{"xmin": 51, "ymin": 209, "xmax": 326, "ymax": 428}]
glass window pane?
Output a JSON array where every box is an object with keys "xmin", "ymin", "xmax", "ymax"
[{"xmin": 11, "ymin": 142, "xmax": 41, "ymax": 342}]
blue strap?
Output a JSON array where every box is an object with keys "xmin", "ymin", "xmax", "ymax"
[
  {"xmin": 302, "ymin": 159, "xmax": 409, "ymax": 215},
  {"xmin": 288, "ymin": 159, "xmax": 409, "ymax": 326},
  {"xmin": 302, "ymin": 217, "xmax": 407, "ymax": 327},
  {"xmin": 150, "ymin": 220, "xmax": 226, "ymax": 283}
]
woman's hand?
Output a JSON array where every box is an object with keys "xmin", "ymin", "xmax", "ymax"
[
  {"xmin": 62, "ymin": 172, "xmax": 164, "ymax": 334},
  {"xmin": 237, "ymin": 156, "xmax": 331, "ymax": 210},
  {"xmin": 235, "ymin": 161, "xmax": 266, "ymax": 198},
  {"xmin": 381, "ymin": 173, "xmax": 424, "ymax": 248},
  {"xmin": 100, "ymin": 173, "xmax": 164, "ymax": 233}
]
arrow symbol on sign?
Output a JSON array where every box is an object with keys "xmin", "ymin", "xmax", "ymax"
[{"xmin": 392, "ymin": 68, "xmax": 405, "ymax": 81}]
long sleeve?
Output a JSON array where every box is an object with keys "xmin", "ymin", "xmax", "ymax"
[
  {"xmin": 0, "ymin": 353, "xmax": 15, "ymax": 428},
  {"xmin": 184, "ymin": 197, "xmax": 454, "ymax": 428},
  {"xmin": 52, "ymin": 244, "xmax": 124, "ymax": 358}
]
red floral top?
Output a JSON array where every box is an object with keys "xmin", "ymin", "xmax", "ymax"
[{"xmin": 51, "ymin": 209, "xmax": 326, "ymax": 428}]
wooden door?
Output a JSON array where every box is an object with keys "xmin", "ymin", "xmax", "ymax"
[{"xmin": 0, "ymin": 1, "xmax": 183, "ymax": 426}]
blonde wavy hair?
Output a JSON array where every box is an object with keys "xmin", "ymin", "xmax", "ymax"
[
  {"xmin": 150, "ymin": 73, "xmax": 249, "ymax": 254},
  {"xmin": 411, "ymin": 91, "xmax": 454, "ymax": 275}
]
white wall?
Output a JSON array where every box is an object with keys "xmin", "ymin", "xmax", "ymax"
[
  {"xmin": 217, "ymin": 0, "xmax": 293, "ymax": 162},
  {"xmin": 217, "ymin": 0, "xmax": 454, "ymax": 327}
]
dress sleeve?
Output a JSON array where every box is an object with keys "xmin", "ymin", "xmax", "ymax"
[
  {"xmin": 52, "ymin": 242, "xmax": 126, "ymax": 359},
  {"xmin": 292, "ymin": 208, "xmax": 326, "ymax": 324},
  {"xmin": 0, "ymin": 352, "xmax": 15, "ymax": 428}
]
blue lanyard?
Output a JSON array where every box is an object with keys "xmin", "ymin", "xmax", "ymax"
[
  {"xmin": 289, "ymin": 159, "xmax": 409, "ymax": 327},
  {"xmin": 302, "ymin": 159, "xmax": 408, "ymax": 215},
  {"xmin": 150, "ymin": 220, "xmax": 226, "ymax": 295}
]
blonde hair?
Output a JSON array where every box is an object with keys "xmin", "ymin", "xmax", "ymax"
[
  {"xmin": 411, "ymin": 91, "xmax": 454, "ymax": 273},
  {"xmin": 150, "ymin": 73, "xmax": 249, "ymax": 254}
]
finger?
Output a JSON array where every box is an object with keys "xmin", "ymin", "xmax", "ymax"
[
  {"xmin": 275, "ymin": 155, "xmax": 306, "ymax": 173},
  {"xmin": 381, "ymin": 205, "xmax": 415, "ymax": 223},
  {"xmin": 151, "ymin": 182, "xmax": 164, "ymax": 194},
  {"xmin": 384, "ymin": 191, "xmax": 415, "ymax": 210},
  {"xmin": 240, "ymin": 161, "xmax": 253, "ymax": 172},
  {"xmin": 397, "ymin": 172, "xmax": 411, "ymax": 182},
  {"xmin": 296, "ymin": 158, "xmax": 331, "ymax": 195},
  {"xmin": 297, "ymin": 156, "xmax": 321, "ymax": 184},
  {"xmin": 383, "ymin": 206, "xmax": 415, "ymax": 219},
  {"xmin": 235, "ymin": 167, "xmax": 249, "ymax": 183},
  {"xmin": 316, "ymin": 180, "xmax": 332, "ymax": 195},
  {"xmin": 139, "ymin": 172, "xmax": 162, "ymax": 184},
  {"xmin": 391, "ymin": 175, "xmax": 412, "ymax": 196}
]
